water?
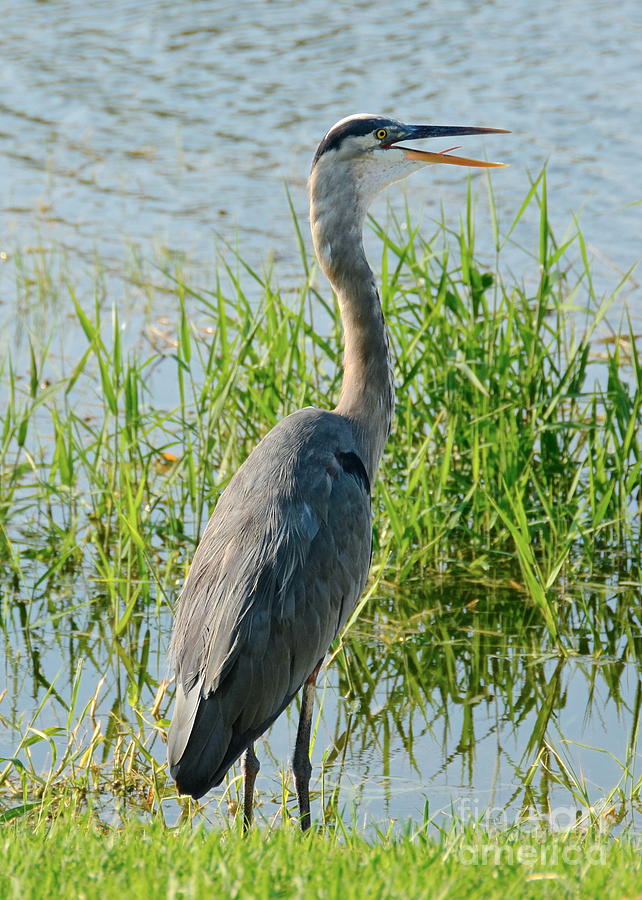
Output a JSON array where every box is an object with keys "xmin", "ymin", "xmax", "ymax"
[
  {"xmin": 3, "ymin": 575, "xmax": 641, "ymax": 832},
  {"xmin": 1, "ymin": 0, "xmax": 642, "ymax": 830},
  {"xmin": 1, "ymin": 0, "xmax": 641, "ymax": 314}
]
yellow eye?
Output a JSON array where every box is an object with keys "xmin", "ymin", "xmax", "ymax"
[{"xmin": 375, "ymin": 128, "xmax": 388, "ymax": 141}]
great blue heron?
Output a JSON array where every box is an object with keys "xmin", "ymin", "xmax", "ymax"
[{"xmin": 167, "ymin": 114, "xmax": 507, "ymax": 830}]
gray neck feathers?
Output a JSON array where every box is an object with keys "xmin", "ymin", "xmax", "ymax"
[{"xmin": 309, "ymin": 166, "xmax": 395, "ymax": 483}]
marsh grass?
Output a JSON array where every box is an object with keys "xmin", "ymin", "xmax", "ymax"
[{"xmin": 0, "ymin": 173, "xmax": 641, "ymax": 833}]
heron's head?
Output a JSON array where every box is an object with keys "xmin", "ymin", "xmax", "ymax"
[{"xmin": 310, "ymin": 114, "xmax": 508, "ymax": 216}]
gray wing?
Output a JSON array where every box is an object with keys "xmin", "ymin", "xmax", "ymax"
[{"xmin": 167, "ymin": 409, "xmax": 371, "ymax": 799}]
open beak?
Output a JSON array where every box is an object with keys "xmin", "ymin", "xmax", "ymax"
[{"xmin": 392, "ymin": 124, "xmax": 509, "ymax": 168}]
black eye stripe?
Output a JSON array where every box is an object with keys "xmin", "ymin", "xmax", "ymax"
[{"xmin": 312, "ymin": 116, "xmax": 401, "ymax": 167}]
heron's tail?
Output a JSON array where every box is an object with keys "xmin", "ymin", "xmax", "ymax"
[
  {"xmin": 168, "ymin": 676, "xmax": 301, "ymax": 800},
  {"xmin": 167, "ymin": 681, "xmax": 234, "ymax": 799}
]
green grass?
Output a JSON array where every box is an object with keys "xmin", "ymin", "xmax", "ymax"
[
  {"xmin": 0, "ymin": 171, "xmax": 641, "ymax": 833},
  {"xmin": 1, "ymin": 172, "xmax": 640, "ymax": 595},
  {"xmin": 1, "ymin": 815, "xmax": 641, "ymax": 899}
]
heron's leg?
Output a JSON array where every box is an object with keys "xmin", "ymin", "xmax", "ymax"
[
  {"xmin": 292, "ymin": 661, "xmax": 322, "ymax": 832},
  {"xmin": 242, "ymin": 743, "xmax": 260, "ymax": 832}
]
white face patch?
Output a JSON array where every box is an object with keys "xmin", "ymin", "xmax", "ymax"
[
  {"xmin": 351, "ymin": 147, "xmax": 430, "ymax": 212},
  {"xmin": 330, "ymin": 132, "xmax": 380, "ymax": 161},
  {"xmin": 312, "ymin": 139, "xmax": 430, "ymax": 210}
]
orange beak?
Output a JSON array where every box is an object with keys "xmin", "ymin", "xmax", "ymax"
[{"xmin": 403, "ymin": 147, "xmax": 507, "ymax": 168}]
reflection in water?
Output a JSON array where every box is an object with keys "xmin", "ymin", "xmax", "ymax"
[
  {"xmin": 2, "ymin": 574, "xmax": 640, "ymax": 832},
  {"xmin": 327, "ymin": 581, "xmax": 642, "ymax": 827}
]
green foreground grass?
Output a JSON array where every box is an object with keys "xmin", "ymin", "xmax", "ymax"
[{"xmin": 1, "ymin": 817, "xmax": 641, "ymax": 900}]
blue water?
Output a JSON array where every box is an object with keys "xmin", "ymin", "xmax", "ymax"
[{"xmin": 1, "ymin": 0, "xmax": 640, "ymax": 319}]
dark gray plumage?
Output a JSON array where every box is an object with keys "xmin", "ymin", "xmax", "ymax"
[
  {"xmin": 169, "ymin": 410, "xmax": 371, "ymax": 799},
  {"xmin": 167, "ymin": 113, "xmax": 507, "ymax": 829}
]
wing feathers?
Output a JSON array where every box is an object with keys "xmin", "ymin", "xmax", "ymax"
[{"xmin": 167, "ymin": 410, "xmax": 372, "ymax": 798}]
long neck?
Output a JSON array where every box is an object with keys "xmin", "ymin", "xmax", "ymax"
[{"xmin": 309, "ymin": 173, "xmax": 394, "ymax": 483}]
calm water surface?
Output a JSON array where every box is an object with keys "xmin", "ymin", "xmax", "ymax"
[
  {"xmin": 1, "ymin": 0, "xmax": 642, "ymax": 830},
  {"xmin": 1, "ymin": 0, "xmax": 641, "ymax": 314}
]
